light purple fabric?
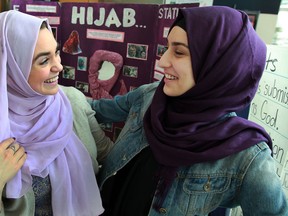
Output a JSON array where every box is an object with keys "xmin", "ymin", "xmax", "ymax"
[{"xmin": 0, "ymin": 10, "xmax": 103, "ymax": 215}]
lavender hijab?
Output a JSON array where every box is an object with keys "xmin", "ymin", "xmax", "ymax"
[
  {"xmin": 143, "ymin": 6, "xmax": 272, "ymax": 207},
  {"xmin": 0, "ymin": 11, "xmax": 103, "ymax": 215}
]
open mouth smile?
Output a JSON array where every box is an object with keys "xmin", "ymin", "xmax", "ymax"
[
  {"xmin": 44, "ymin": 76, "xmax": 59, "ymax": 83},
  {"xmin": 165, "ymin": 74, "xmax": 178, "ymax": 80}
]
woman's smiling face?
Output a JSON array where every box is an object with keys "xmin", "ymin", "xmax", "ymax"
[
  {"xmin": 28, "ymin": 26, "xmax": 63, "ymax": 95},
  {"xmin": 158, "ymin": 26, "xmax": 195, "ymax": 97}
]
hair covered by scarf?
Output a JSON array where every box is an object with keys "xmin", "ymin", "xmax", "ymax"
[
  {"xmin": 0, "ymin": 10, "xmax": 103, "ymax": 215},
  {"xmin": 143, "ymin": 6, "xmax": 272, "ymax": 209}
]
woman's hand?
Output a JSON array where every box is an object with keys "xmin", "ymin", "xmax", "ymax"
[{"xmin": 0, "ymin": 138, "xmax": 27, "ymax": 191}]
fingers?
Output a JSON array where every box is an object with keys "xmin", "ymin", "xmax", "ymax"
[
  {"xmin": 6, "ymin": 145, "xmax": 26, "ymax": 162},
  {"xmin": 0, "ymin": 138, "xmax": 26, "ymax": 162},
  {"xmin": 0, "ymin": 138, "xmax": 16, "ymax": 150},
  {"xmin": 0, "ymin": 139, "xmax": 27, "ymax": 187},
  {"xmin": 0, "ymin": 143, "xmax": 27, "ymax": 187},
  {"xmin": 6, "ymin": 140, "xmax": 20, "ymax": 155},
  {"xmin": 10, "ymin": 146, "xmax": 27, "ymax": 170},
  {"xmin": 4, "ymin": 145, "xmax": 26, "ymax": 173},
  {"xmin": 13, "ymin": 145, "xmax": 26, "ymax": 159},
  {"xmin": 17, "ymin": 150, "xmax": 27, "ymax": 166}
]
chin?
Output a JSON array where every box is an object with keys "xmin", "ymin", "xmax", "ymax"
[
  {"xmin": 50, "ymin": 87, "xmax": 59, "ymax": 95},
  {"xmin": 163, "ymin": 86, "xmax": 184, "ymax": 97},
  {"xmin": 163, "ymin": 86, "xmax": 175, "ymax": 97},
  {"xmin": 42, "ymin": 85, "xmax": 59, "ymax": 95}
]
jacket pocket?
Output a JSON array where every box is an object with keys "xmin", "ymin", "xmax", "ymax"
[{"xmin": 175, "ymin": 174, "xmax": 231, "ymax": 215}]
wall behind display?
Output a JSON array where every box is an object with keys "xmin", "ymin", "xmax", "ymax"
[
  {"xmin": 213, "ymin": 0, "xmax": 280, "ymax": 14},
  {"xmin": 213, "ymin": 0, "xmax": 281, "ymax": 44},
  {"xmin": 273, "ymin": 0, "xmax": 288, "ymax": 46}
]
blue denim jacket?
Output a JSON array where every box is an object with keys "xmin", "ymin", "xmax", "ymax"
[{"xmin": 90, "ymin": 82, "xmax": 288, "ymax": 216}]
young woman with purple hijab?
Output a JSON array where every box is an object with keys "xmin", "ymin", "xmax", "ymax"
[
  {"xmin": 89, "ymin": 6, "xmax": 288, "ymax": 216},
  {"xmin": 0, "ymin": 10, "xmax": 114, "ymax": 215}
]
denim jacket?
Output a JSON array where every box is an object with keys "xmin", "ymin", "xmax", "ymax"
[{"xmin": 90, "ymin": 82, "xmax": 288, "ymax": 216}]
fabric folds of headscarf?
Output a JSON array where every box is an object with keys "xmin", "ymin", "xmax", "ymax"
[
  {"xmin": 143, "ymin": 6, "xmax": 272, "ymax": 209},
  {"xmin": 0, "ymin": 10, "xmax": 103, "ymax": 215}
]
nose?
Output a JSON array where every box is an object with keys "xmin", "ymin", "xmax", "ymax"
[
  {"xmin": 158, "ymin": 49, "xmax": 170, "ymax": 68},
  {"xmin": 51, "ymin": 57, "xmax": 63, "ymax": 73}
]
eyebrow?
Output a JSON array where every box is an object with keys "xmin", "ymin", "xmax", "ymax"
[
  {"xmin": 33, "ymin": 51, "xmax": 50, "ymax": 63},
  {"xmin": 33, "ymin": 43, "xmax": 60, "ymax": 63},
  {"xmin": 171, "ymin": 42, "xmax": 189, "ymax": 48}
]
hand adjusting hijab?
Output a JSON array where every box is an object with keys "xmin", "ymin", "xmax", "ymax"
[
  {"xmin": 143, "ymin": 6, "xmax": 272, "ymax": 209},
  {"xmin": 0, "ymin": 11, "xmax": 103, "ymax": 215}
]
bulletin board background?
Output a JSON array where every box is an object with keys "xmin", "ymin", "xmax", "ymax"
[{"xmin": 10, "ymin": 0, "xmax": 199, "ymax": 140}]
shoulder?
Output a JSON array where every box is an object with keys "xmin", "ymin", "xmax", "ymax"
[
  {"xmin": 236, "ymin": 143, "xmax": 286, "ymax": 213},
  {"xmin": 59, "ymin": 85, "xmax": 87, "ymax": 104},
  {"xmin": 228, "ymin": 142, "xmax": 272, "ymax": 174},
  {"xmin": 125, "ymin": 82, "xmax": 159, "ymax": 103},
  {"xmin": 227, "ymin": 142, "xmax": 277, "ymax": 189},
  {"xmin": 241, "ymin": 142, "xmax": 275, "ymax": 178},
  {"xmin": 59, "ymin": 85, "xmax": 93, "ymax": 116},
  {"xmin": 135, "ymin": 81, "xmax": 159, "ymax": 93},
  {"xmin": 60, "ymin": 85, "xmax": 84, "ymax": 98}
]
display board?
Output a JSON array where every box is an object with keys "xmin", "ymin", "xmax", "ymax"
[
  {"xmin": 10, "ymin": 0, "xmax": 199, "ymax": 140},
  {"xmin": 11, "ymin": 0, "xmax": 198, "ymax": 97}
]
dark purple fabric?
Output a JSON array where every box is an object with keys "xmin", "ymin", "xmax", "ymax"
[{"xmin": 144, "ymin": 6, "xmax": 272, "ymax": 168}]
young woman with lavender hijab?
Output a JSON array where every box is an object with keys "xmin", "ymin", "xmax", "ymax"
[
  {"xmin": 89, "ymin": 6, "xmax": 288, "ymax": 216},
  {"xmin": 0, "ymin": 10, "xmax": 113, "ymax": 215}
]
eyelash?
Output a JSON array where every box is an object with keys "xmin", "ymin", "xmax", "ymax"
[
  {"xmin": 173, "ymin": 49, "xmax": 185, "ymax": 57},
  {"xmin": 40, "ymin": 58, "xmax": 49, "ymax": 65},
  {"xmin": 40, "ymin": 49, "xmax": 61, "ymax": 65},
  {"xmin": 175, "ymin": 50, "xmax": 183, "ymax": 55}
]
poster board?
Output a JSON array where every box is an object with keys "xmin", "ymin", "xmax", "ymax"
[
  {"xmin": 231, "ymin": 45, "xmax": 288, "ymax": 215},
  {"xmin": 10, "ymin": 0, "xmax": 199, "ymax": 140},
  {"xmin": 10, "ymin": 1, "xmax": 62, "ymax": 40},
  {"xmin": 59, "ymin": 2, "xmax": 199, "ymax": 140}
]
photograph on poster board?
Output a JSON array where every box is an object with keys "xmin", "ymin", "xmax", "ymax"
[
  {"xmin": 157, "ymin": 44, "xmax": 168, "ymax": 57},
  {"xmin": 123, "ymin": 65, "xmax": 138, "ymax": 78},
  {"xmin": 126, "ymin": 43, "xmax": 148, "ymax": 60},
  {"xmin": 62, "ymin": 65, "xmax": 76, "ymax": 80},
  {"xmin": 75, "ymin": 81, "xmax": 89, "ymax": 93},
  {"xmin": 77, "ymin": 56, "xmax": 87, "ymax": 71}
]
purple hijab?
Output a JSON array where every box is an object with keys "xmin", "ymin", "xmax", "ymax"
[
  {"xmin": 0, "ymin": 10, "xmax": 103, "ymax": 215},
  {"xmin": 143, "ymin": 6, "xmax": 272, "ymax": 208}
]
